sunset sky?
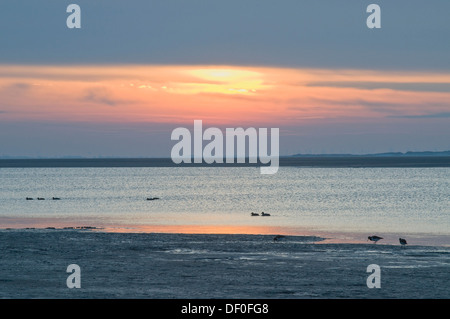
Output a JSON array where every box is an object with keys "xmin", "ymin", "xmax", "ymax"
[{"xmin": 0, "ymin": 0, "xmax": 449, "ymax": 157}]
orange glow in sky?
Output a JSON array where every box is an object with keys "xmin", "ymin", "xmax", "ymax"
[{"xmin": 1, "ymin": 64, "xmax": 449, "ymax": 126}]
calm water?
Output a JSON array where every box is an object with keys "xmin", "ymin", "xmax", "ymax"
[{"xmin": 0, "ymin": 167, "xmax": 449, "ymax": 240}]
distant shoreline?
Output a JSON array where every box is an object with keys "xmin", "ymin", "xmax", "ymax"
[{"xmin": 0, "ymin": 156, "xmax": 449, "ymax": 168}]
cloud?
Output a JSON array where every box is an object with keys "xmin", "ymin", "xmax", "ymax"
[
  {"xmin": 300, "ymin": 97, "xmax": 449, "ymax": 111},
  {"xmin": 295, "ymin": 97, "xmax": 403, "ymax": 111},
  {"xmin": 81, "ymin": 87, "xmax": 134, "ymax": 106},
  {"xmin": 1, "ymin": 82, "xmax": 33, "ymax": 94},
  {"xmin": 9, "ymin": 82, "xmax": 32, "ymax": 90},
  {"xmin": 306, "ymin": 81, "xmax": 450, "ymax": 93},
  {"xmin": 388, "ymin": 112, "xmax": 450, "ymax": 119},
  {"xmin": 0, "ymin": 82, "xmax": 34, "ymax": 104}
]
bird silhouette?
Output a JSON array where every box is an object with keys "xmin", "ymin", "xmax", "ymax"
[{"xmin": 368, "ymin": 235, "xmax": 383, "ymax": 243}]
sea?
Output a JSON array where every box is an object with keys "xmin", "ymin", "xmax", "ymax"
[{"xmin": 0, "ymin": 165, "xmax": 448, "ymax": 245}]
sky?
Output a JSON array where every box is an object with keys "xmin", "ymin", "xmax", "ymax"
[{"xmin": 0, "ymin": 0, "xmax": 449, "ymax": 157}]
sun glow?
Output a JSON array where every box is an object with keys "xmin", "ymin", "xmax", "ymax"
[
  {"xmin": 182, "ymin": 67, "xmax": 268, "ymax": 95},
  {"xmin": 188, "ymin": 68, "xmax": 262, "ymax": 82}
]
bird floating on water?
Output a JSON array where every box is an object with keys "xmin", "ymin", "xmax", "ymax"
[
  {"xmin": 147, "ymin": 197, "xmax": 160, "ymax": 201},
  {"xmin": 37, "ymin": 198, "xmax": 45, "ymax": 200},
  {"xmin": 273, "ymin": 235, "xmax": 285, "ymax": 241},
  {"xmin": 399, "ymin": 238, "xmax": 407, "ymax": 246},
  {"xmin": 52, "ymin": 197, "xmax": 61, "ymax": 200},
  {"xmin": 261, "ymin": 212, "xmax": 271, "ymax": 216},
  {"xmin": 26, "ymin": 197, "xmax": 33, "ymax": 200},
  {"xmin": 368, "ymin": 235, "xmax": 383, "ymax": 243},
  {"xmin": 250, "ymin": 212, "xmax": 259, "ymax": 216}
]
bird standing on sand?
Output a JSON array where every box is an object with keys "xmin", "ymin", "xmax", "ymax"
[
  {"xmin": 399, "ymin": 238, "xmax": 407, "ymax": 246},
  {"xmin": 368, "ymin": 235, "xmax": 383, "ymax": 243}
]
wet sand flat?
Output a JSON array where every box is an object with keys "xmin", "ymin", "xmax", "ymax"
[{"xmin": 1, "ymin": 230, "xmax": 449, "ymax": 299}]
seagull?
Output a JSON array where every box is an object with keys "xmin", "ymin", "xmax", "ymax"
[
  {"xmin": 399, "ymin": 238, "xmax": 407, "ymax": 246},
  {"xmin": 368, "ymin": 235, "xmax": 383, "ymax": 243},
  {"xmin": 261, "ymin": 212, "xmax": 271, "ymax": 216},
  {"xmin": 251, "ymin": 212, "xmax": 259, "ymax": 216}
]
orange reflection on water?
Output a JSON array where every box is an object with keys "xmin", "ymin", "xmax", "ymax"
[{"xmin": 99, "ymin": 224, "xmax": 306, "ymax": 236}]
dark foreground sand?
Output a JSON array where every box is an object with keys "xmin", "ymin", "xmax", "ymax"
[{"xmin": 0, "ymin": 229, "xmax": 449, "ymax": 299}]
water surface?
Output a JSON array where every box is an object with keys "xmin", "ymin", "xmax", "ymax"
[{"xmin": 0, "ymin": 167, "xmax": 448, "ymax": 245}]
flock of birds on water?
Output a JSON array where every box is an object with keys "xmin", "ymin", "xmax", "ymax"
[
  {"xmin": 250, "ymin": 212, "xmax": 271, "ymax": 216},
  {"xmin": 23, "ymin": 197, "xmax": 408, "ymax": 246},
  {"xmin": 25, "ymin": 197, "xmax": 160, "ymax": 201}
]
